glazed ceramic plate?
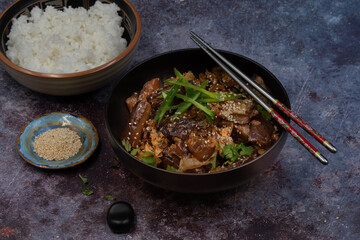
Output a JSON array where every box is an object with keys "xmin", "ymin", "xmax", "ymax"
[{"xmin": 17, "ymin": 112, "xmax": 99, "ymax": 169}]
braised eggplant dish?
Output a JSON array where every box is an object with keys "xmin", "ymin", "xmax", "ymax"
[{"xmin": 121, "ymin": 67, "xmax": 279, "ymax": 173}]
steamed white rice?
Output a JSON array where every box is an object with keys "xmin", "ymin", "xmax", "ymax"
[{"xmin": 6, "ymin": 1, "xmax": 127, "ymax": 74}]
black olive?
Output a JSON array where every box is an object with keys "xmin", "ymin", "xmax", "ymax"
[{"xmin": 107, "ymin": 201, "xmax": 135, "ymax": 233}]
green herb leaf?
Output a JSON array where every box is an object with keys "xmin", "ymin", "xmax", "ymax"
[
  {"xmin": 238, "ymin": 143, "xmax": 253, "ymax": 156},
  {"xmin": 121, "ymin": 139, "xmax": 132, "ymax": 152},
  {"xmin": 110, "ymin": 163, "xmax": 121, "ymax": 168},
  {"xmin": 166, "ymin": 165, "xmax": 178, "ymax": 172},
  {"xmin": 139, "ymin": 151, "xmax": 157, "ymax": 167},
  {"xmin": 257, "ymin": 104, "xmax": 271, "ymax": 120},
  {"xmin": 221, "ymin": 144, "xmax": 240, "ymax": 162},
  {"xmin": 210, "ymin": 155, "xmax": 217, "ymax": 169},
  {"xmin": 220, "ymin": 143, "xmax": 253, "ymax": 163},
  {"xmin": 105, "ymin": 195, "xmax": 116, "ymax": 201},
  {"xmin": 80, "ymin": 186, "xmax": 93, "ymax": 196},
  {"xmin": 130, "ymin": 148, "xmax": 140, "ymax": 156},
  {"xmin": 110, "ymin": 157, "xmax": 120, "ymax": 168},
  {"xmin": 79, "ymin": 174, "xmax": 88, "ymax": 184}
]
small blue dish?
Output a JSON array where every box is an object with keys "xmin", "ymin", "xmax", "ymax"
[{"xmin": 17, "ymin": 112, "xmax": 99, "ymax": 169}]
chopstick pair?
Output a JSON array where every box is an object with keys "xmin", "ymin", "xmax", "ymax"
[{"xmin": 190, "ymin": 31, "xmax": 337, "ymax": 165}]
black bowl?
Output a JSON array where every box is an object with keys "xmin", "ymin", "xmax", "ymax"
[{"xmin": 105, "ymin": 48, "xmax": 290, "ymax": 193}]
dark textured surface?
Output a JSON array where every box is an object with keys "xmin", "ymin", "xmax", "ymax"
[{"xmin": 0, "ymin": 0, "xmax": 359, "ymax": 239}]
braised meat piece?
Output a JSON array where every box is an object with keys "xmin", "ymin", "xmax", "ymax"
[
  {"xmin": 219, "ymin": 69, "xmax": 238, "ymax": 87},
  {"xmin": 211, "ymin": 98, "xmax": 257, "ymax": 124},
  {"xmin": 186, "ymin": 130, "xmax": 217, "ymax": 162},
  {"xmin": 248, "ymin": 118, "xmax": 274, "ymax": 147},
  {"xmin": 233, "ymin": 124, "xmax": 250, "ymax": 142},
  {"xmin": 214, "ymin": 120, "xmax": 235, "ymax": 147}
]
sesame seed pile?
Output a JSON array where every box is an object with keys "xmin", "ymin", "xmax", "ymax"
[{"xmin": 33, "ymin": 127, "xmax": 82, "ymax": 161}]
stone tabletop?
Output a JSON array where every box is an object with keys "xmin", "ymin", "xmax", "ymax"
[{"xmin": 0, "ymin": 0, "xmax": 359, "ymax": 239}]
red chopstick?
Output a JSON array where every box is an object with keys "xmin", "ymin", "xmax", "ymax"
[{"xmin": 190, "ymin": 31, "xmax": 337, "ymax": 165}]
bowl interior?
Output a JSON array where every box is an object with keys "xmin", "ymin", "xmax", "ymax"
[
  {"xmin": 0, "ymin": 0, "xmax": 139, "ymax": 67},
  {"xmin": 108, "ymin": 49, "xmax": 290, "ymax": 147},
  {"xmin": 106, "ymin": 48, "xmax": 290, "ymax": 193}
]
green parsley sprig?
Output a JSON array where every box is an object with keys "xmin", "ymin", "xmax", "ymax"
[
  {"xmin": 80, "ymin": 186, "xmax": 93, "ymax": 196},
  {"xmin": 166, "ymin": 165, "xmax": 178, "ymax": 172},
  {"xmin": 210, "ymin": 155, "xmax": 217, "ymax": 170},
  {"xmin": 121, "ymin": 139, "xmax": 156, "ymax": 167},
  {"xmin": 105, "ymin": 195, "xmax": 116, "ymax": 201},
  {"xmin": 79, "ymin": 174, "xmax": 93, "ymax": 196},
  {"xmin": 139, "ymin": 151, "xmax": 157, "ymax": 167},
  {"xmin": 79, "ymin": 174, "xmax": 88, "ymax": 184},
  {"xmin": 220, "ymin": 143, "xmax": 253, "ymax": 163},
  {"xmin": 121, "ymin": 139, "xmax": 140, "ymax": 156},
  {"xmin": 110, "ymin": 156, "xmax": 121, "ymax": 168},
  {"xmin": 121, "ymin": 139, "xmax": 132, "ymax": 152}
]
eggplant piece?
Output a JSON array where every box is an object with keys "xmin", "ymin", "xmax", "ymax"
[
  {"xmin": 162, "ymin": 155, "xmax": 180, "ymax": 170},
  {"xmin": 125, "ymin": 92, "xmax": 139, "ymax": 113},
  {"xmin": 161, "ymin": 144, "xmax": 183, "ymax": 170},
  {"xmin": 126, "ymin": 78, "xmax": 160, "ymax": 113},
  {"xmin": 160, "ymin": 118, "xmax": 197, "ymax": 140},
  {"xmin": 252, "ymin": 74, "xmax": 268, "ymax": 90},
  {"xmin": 138, "ymin": 78, "xmax": 160, "ymax": 102},
  {"xmin": 123, "ymin": 78, "xmax": 160, "ymax": 147},
  {"xmin": 122, "ymin": 101, "xmax": 151, "ymax": 148}
]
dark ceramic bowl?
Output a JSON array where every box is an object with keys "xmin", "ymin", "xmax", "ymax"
[
  {"xmin": 0, "ymin": 0, "xmax": 141, "ymax": 95},
  {"xmin": 105, "ymin": 49, "xmax": 290, "ymax": 193}
]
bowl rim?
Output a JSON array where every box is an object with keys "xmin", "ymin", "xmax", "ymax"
[
  {"xmin": 105, "ymin": 48, "xmax": 290, "ymax": 176},
  {"xmin": 0, "ymin": 0, "xmax": 141, "ymax": 78},
  {"xmin": 16, "ymin": 111, "xmax": 99, "ymax": 169}
]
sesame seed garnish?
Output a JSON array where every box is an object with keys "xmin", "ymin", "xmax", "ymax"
[{"xmin": 33, "ymin": 127, "xmax": 82, "ymax": 161}]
